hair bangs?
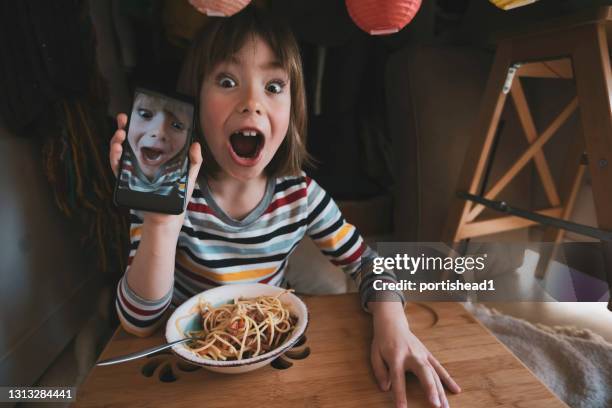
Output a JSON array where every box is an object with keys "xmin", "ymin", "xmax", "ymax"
[{"xmin": 204, "ymin": 13, "xmax": 296, "ymax": 87}]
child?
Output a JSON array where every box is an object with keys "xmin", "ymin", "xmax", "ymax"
[
  {"xmin": 109, "ymin": 7, "xmax": 460, "ymax": 408},
  {"xmin": 118, "ymin": 90, "xmax": 192, "ymax": 196}
]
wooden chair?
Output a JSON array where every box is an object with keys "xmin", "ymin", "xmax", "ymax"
[{"xmin": 441, "ymin": 7, "xmax": 612, "ymax": 308}]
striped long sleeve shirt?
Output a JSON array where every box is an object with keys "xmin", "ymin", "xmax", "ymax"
[{"xmin": 116, "ymin": 172, "xmax": 403, "ymax": 336}]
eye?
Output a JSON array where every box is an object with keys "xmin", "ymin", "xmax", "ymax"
[
  {"xmin": 217, "ymin": 75, "xmax": 237, "ymax": 89},
  {"xmin": 171, "ymin": 121, "xmax": 185, "ymax": 131},
  {"xmin": 266, "ymin": 80, "xmax": 286, "ymax": 94},
  {"xmin": 137, "ymin": 108, "xmax": 153, "ymax": 119}
]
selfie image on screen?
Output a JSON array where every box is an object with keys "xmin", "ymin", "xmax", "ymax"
[{"xmin": 118, "ymin": 90, "xmax": 193, "ymax": 198}]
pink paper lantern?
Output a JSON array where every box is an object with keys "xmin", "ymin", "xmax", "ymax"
[
  {"xmin": 345, "ymin": 0, "xmax": 422, "ymax": 35},
  {"xmin": 189, "ymin": 0, "xmax": 252, "ymax": 17}
]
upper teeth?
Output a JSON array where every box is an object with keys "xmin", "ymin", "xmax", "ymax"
[{"xmin": 240, "ymin": 130, "xmax": 257, "ymax": 136}]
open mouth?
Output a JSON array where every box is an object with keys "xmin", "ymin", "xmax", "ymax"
[
  {"xmin": 140, "ymin": 147, "xmax": 164, "ymax": 163},
  {"xmin": 229, "ymin": 130, "xmax": 264, "ymax": 159}
]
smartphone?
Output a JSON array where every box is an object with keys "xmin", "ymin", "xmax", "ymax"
[{"xmin": 114, "ymin": 88, "xmax": 195, "ymax": 214}]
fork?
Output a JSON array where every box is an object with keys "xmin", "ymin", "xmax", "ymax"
[{"xmin": 96, "ymin": 337, "xmax": 204, "ymax": 366}]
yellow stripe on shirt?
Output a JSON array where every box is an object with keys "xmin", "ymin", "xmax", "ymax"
[
  {"xmin": 176, "ymin": 252, "xmax": 277, "ymax": 282},
  {"xmin": 318, "ymin": 223, "xmax": 352, "ymax": 249}
]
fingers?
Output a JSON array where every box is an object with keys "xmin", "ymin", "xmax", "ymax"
[
  {"xmin": 413, "ymin": 363, "xmax": 440, "ymax": 408},
  {"xmin": 109, "ymin": 128, "xmax": 126, "ymax": 177},
  {"xmin": 371, "ymin": 347, "xmax": 390, "ymax": 392},
  {"xmin": 116, "ymin": 113, "xmax": 127, "ymax": 130},
  {"xmin": 390, "ymin": 361, "xmax": 408, "ymax": 408},
  {"xmin": 189, "ymin": 141, "xmax": 203, "ymax": 164},
  {"xmin": 433, "ymin": 370, "xmax": 448, "ymax": 408},
  {"xmin": 185, "ymin": 142, "xmax": 203, "ymax": 200},
  {"xmin": 429, "ymin": 355, "xmax": 461, "ymax": 394},
  {"xmin": 110, "ymin": 113, "xmax": 128, "ymax": 177},
  {"xmin": 188, "ymin": 142, "xmax": 203, "ymax": 180}
]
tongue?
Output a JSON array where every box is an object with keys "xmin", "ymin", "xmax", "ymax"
[
  {"xmin": 231, "ymin": 134, "xmax": 258, "ymax": 157},
  {"xmin": 142, "ymin": 147, "xmax": 162, "ymax": 161}
]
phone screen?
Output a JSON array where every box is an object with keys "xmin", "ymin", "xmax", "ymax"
[{"xmin": 114, "ymin": 88, "xmax": 195, "ymax": 214}]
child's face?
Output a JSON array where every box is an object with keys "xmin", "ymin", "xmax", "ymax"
[
  {"xmin": 127, "ymin": 94, "xmax": 190, "ymax": 179},
  {"xmin": 199, "ymin": 35, "xmax": 291, "ymax": 181}
]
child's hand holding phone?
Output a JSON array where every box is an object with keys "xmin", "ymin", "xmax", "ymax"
[{"xmin": 110, "ymin": 112, "xmax": 203, "ymax": 228}]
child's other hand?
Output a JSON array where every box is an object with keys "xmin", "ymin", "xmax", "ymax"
[
  {"xmin": 369, "ymin": 302, "xmax": 461, "ymax": 408},
  {"xmin": 109, "ymin": 113, "xmax": 128, "ymax": 177}
]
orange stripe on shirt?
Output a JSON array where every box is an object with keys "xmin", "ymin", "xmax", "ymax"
[
  {"xmin": 318, "ymin": 223, "xmax": 352, "ymax": 249},
  {"xmin": 176, "ymin": 252, "xmax": 277, "ymax": 282},
  {"xmin": 131, "ymin": 226, "xmax": 142, "ymax": 239}
]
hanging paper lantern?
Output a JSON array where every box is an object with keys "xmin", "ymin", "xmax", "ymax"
[
  {"xmin": 188, "ymin": 0, "xmax": 252, "ymax": 17},
  {"xmin": 345, "ymin": 0, "xmax": 422, "ymax": 35},
  {"xmin": 489, "ymin": 0, "xmax": 539, "ymax": 11}
]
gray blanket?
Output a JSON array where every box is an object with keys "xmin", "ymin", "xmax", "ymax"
[{"xmin": 465, "ymin": 303, "xmax": 612, "ymax": 408}]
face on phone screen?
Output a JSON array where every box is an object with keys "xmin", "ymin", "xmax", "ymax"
[
  {"xmin": 128, "ymin": 92, "xmax": 191, "ymax": 182},
  {"xmin": 115, "ymin": 89, "xmax": 194, "ymax": 213}
]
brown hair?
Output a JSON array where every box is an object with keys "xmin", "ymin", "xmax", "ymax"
[{"xmin": 178, "ymin": 6, "xmax": 310, "ymax": 178}]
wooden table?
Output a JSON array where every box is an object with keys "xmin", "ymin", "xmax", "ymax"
[{"xmin": 75, "ymin": 294, "xmax": 566, "ymax": 407}]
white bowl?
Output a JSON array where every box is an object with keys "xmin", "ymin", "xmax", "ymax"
[{"xmin": 165, "ymin": 284, "xmax": 308, "ymax": 374}]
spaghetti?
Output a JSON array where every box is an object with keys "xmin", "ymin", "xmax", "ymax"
[{"xmin": 178, "ymin": 290, "xmax": 298, "ymax": 361}]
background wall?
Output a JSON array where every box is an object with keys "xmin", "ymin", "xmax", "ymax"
[{"xmin": 0, "ymin": 123, "xmax": 103, "ymax": 386}]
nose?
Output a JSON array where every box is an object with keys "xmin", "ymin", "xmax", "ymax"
[
  {"xmin": 149, "ymin": 115, "xmax": 167, "ymax": 141},
  {"xmin": 237, "ymin": 87, "xmax": 263, "ymax": 115}
]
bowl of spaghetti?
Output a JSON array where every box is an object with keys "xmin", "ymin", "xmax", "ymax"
[{"xmin": 165, "ymin": 283, "xmax": 308, "ymax": 374}]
